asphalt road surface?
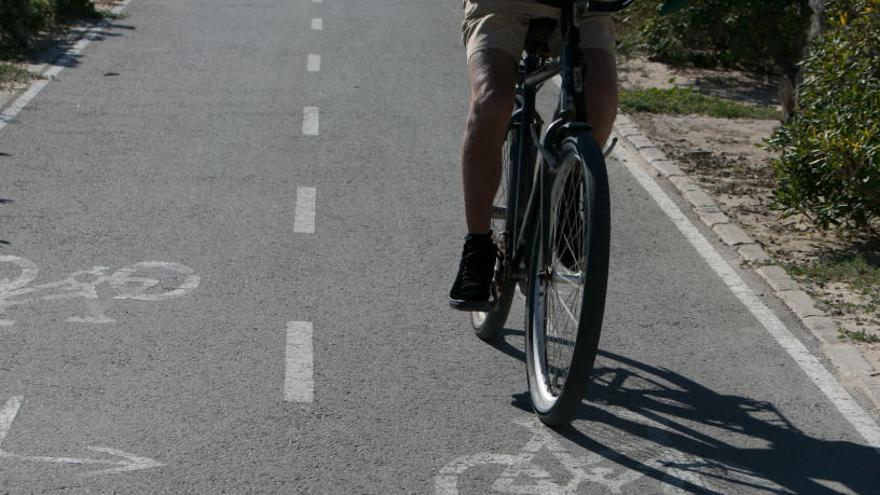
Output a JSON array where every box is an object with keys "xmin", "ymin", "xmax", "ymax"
[{"xmin": 1, "ymin": 0, "xmax": 879, "ymax": 493}]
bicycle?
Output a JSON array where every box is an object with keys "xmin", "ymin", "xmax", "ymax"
[{"xmin": 468, "ymin": 0, "xmax": 633, "ymax": 426}]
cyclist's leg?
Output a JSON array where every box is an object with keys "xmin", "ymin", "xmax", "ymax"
[
  {"xmin": 459, "ymin": 1, "xmax": 564, "ymax": 234},
  {"xmin": 578, "ymin": 14, "xmax": 618, "ymax": 148},
  {"xmin": 451, "ymin": 5, "xmax": 531, "ymax": 309},
  {"xmin": 454, "ymin": 3, "xmax": 573, "ymax": 309},
  {"xmin": 461, "ymin": 49, "xmax": 517, "ymax": 235},
  {"xmin": 460, "ymin": 3, "xmax": 532, "ymax": 234}
]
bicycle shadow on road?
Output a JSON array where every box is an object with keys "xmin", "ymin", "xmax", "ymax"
[
  {"xmin": 0, "ymin": 196, "xmax": 12, "ymax": 247},
  {"xmin": 490, "ymin": 329, "xmax": 879, "ymax": 494}
]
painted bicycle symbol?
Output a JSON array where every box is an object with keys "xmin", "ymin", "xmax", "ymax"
[
  {"xmin": 0, "ymin": 255, "xmax": 200, "ymax": 326},
  {"xmin": 435, "ymin": 417, "xmax": 711, "ymax": 494}
]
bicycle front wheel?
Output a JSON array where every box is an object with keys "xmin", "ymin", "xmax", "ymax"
[{"xmin": 526, "ymin": 132, "xmax": 611, "ymax": 426}]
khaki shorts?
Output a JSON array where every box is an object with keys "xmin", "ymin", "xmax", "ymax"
[{"xmin": 462, "ymin": 0, "xmax": 615, "ymax": 61}]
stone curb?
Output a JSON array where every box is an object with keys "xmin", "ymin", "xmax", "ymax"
[
  {"xmin": 0, "ymin": 24, "xmax": 102, "ymax": 115},
  {"xmin": 613, "ymin": 113, "xmax": 879, "ymax": 409},
  {"xmin": 0, "ymin": 85, "xmax": 18, "ymax": 113}
]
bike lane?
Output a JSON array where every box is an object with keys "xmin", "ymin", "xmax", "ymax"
[
  {"xmin": 0, "ymin": 0, "xmax": 877, "ymax": 493},
  {"xmin": 0, "ymin": 0, "xmax": 326, "ymax": 490},
  {"xmin": 293, "ymin": 0, "xmax": 880, "ymax": 493}
]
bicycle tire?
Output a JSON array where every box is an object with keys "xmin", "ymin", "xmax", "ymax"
[
  {"xmin": 471, "ymin": 124, "xmax": 521, "ymax": 341},
  {"xmin": 525, "ymin": 132, "xmax": 610, "ymax": 426}
]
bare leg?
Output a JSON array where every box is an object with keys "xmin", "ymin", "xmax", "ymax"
[
  {"xmin": 581, "ymin": 47, "xmax": 617, "ymax": 148},
  {"xmin": 461, "ymin": 49, "xmax": 518, "ymax": 234}
]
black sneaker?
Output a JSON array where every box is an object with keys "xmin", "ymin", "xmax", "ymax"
[{"xmin": 448, "ymin": 233, "xmax": 497, "ymax": 311}]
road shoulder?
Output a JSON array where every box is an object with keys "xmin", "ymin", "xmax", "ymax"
[{"xmin": 613, "ymin": 111, "xmax": 880, "ymax": 413}]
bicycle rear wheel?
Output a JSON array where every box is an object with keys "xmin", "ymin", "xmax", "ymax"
[
  {"xmin": 471, "ymin": 124, "xmax": 520, "ymax": 341},
  {"xmin": 525, "ymin": 132, "xmax": 611, "ymax": 426}
]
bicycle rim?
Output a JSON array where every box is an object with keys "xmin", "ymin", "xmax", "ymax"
[{"xmin": 526, "ymin": 135, "xmax": 610, "ymax": 425}]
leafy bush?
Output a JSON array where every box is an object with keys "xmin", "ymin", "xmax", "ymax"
[
  {"xmin": 0, "ymin": 0, "xmax": 97, "ymax": 49},
  {"xmin": 54, "ymin": 0, "xmax": 98, "ymax": 19},
  {"xmin": 767, "ymin": 2, "xmax": 880, "ymax": 234},
  {"xmin": 627, "ymin": 0, "xmax": 812, "ymax": 75},
  {"xmin": 0, "ymin": 0, "xmax": 55, "ymax": 48},
  {"xmin": 613, "ymin": 2, "xmax": 660, "ymax": 58}
]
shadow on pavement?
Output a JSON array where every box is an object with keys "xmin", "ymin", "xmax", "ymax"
[
  {"xmin": 491, "ymin": 328, "xmax": 879, "ymax": 494},
  {"xmin": 8, "ymin": 21, "xmax": 134, "ymax": 72},
  {"xmin": 0, "ymin": 197, "xmax": 11, "ymax": 246}
]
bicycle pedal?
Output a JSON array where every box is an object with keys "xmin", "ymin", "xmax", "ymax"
[{"xmin": 603, "ymin": 137, "xmax": 618, "ymax": 158}]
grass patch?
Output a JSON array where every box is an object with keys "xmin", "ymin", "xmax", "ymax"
[
  {"xmin": 840, "ymin": 329, "xmax": 880, "ymax": 344},
  {"xmin": 788, "ymin": 253, "xmax": 880, "ymax": 330},
  {"xmin": 0, "ymin": 63, "xmax": 34, "ymax": 88},
  {"xmin": 620, "ymin": 87, "xmax": 781, "ymax": 120},
  {"xmin": 786, "ymin": 253, "xmax": 880, "ymax": 294}
]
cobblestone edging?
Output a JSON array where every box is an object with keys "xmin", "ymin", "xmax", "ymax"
[{"xmin": 613, "ymin": 112, "xmax": 880, "ymax": 410}]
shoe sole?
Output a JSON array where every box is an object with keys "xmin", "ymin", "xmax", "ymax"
[{"xmin": 448, "ymin": 298, "xmax": 491, "ymax": 312}]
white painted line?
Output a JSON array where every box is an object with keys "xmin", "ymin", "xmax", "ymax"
[
  {"xmin": 0, "ymin": 396, "xmax": 23, "ymax": 444},
  {"xmin": 311, "ymin": 18, "xmax": 323, "ymax": 30},
  {"xmin": 307, "ymin": 54, "xmax": 321, "ymax": 73},
  {"xmin": 302, "ymin": 106, "xmax": 320, "ymax": 136},
  {"xmin": 293, "ymin": 187, "xmax": 317, "ymax": 234},
  {"xmin": 0, "ymin": 0, "xmax": 135, "ymax": 133},
  {"xmin": 109, "ymin": 261, "xmax": 201, "ymax": 301},
  {"xmin": 0, "ymin": 396, "xmax": 163, "ymax": 475},
  {"xmin": 615, "ymin": 142, "xmax": 880, "ymax": 452},
  {"xmin": 313, "ymin": 0, "xmax": 323, "ymax": 3},
  {"xmin": 0, "ymin": 255, "xmax": 38, "ymax": 292},
  {"xmin": 0, "ymin": 80, "xmax": 50, "ymax": 131},
  {"xmin": 284, "ymin": 321, "xmax": 314, "ymax": 403}
]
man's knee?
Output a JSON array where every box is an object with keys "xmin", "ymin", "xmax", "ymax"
[
  {"xmin": 468, "ymin": 84, "xmax": 514, "ymax": 126},
  {"xmin": 466, "ymin": 49, "xmax": 516, "ymax": 127}
]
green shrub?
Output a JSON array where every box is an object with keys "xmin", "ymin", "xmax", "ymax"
[
  {"xmin": 767, "ymin": 2, "xmax": 880, "ymax": 234},
  {"xmin": 0, "ymin": 0, "xmax": 97, "ymax": 50},
  {"xmin": 629, "ymin": 0, "xmax": 812, "ymax": 75},
  {"xmin": 54, "ymin": 0, "xmax": 98, "ymax": 19},
  {"xmin": 0, "ymin": 0, "xmax": 55, "ymax": 49},
  {"xmin": 613, "ymin": 2, "xmax": 660, "ymax": 58}
]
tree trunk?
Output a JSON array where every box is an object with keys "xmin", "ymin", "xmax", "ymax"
[
  {"xmin": 780, "ymin": 0, "xmax": 828, "ymax": 120},
  {"xmin": 779, "ymin": 0, "xmax": 829, "ymax": 120}
]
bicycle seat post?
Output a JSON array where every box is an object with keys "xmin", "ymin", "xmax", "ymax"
[
  {"xmin": 524, "ymin": 18, "xmax": 557, "ymax": 59},
  {"xmin": 557, "ymin": 1, "xmax": 585, "ymax": 122}
]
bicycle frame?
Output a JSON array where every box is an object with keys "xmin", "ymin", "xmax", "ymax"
[{"xmin": 504, "ymin": 1, "xmax": 590, "ymax": 286}]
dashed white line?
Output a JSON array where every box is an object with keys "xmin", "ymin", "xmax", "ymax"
[
  {"xmin": 615, "ymin": 142, "xmax": 880, "ymax": 452},
  {"xmin": 311, "ymin": 18, "xmax": 323, "ymax": 30},
  {"xmin": 302, "ymin": 106, "xmax": 320, "ymax": 136},
  {"xmin": 0, "ymin": 396, "xmax": 23, "ymax": 444},
  {"xmin": 307, "ymin": 54, "xmax": 321, "ymax": 73},
  {"xmin": 294, "ymin": 187, "xmax": 317, "ymax": 234},
  {"xmin": 284, "ymin": 321, "xmax": 314, "ymax": 403}
]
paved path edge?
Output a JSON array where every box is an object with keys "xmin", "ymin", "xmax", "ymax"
[
  {"xmin": 0, "ymin": 11, "xmax": 123, "ymax": 115},
  {"xmin": 613, "ymin": 112, "xmax": 880, "ymax": 413}
]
